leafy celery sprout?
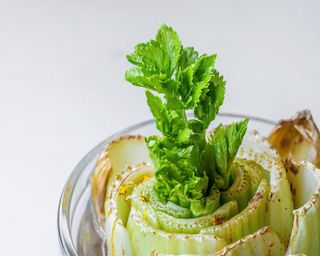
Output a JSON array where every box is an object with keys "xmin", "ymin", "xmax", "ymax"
[{"xmin": 125, "ymin": 24, "xmax": 248, "ymax": 216}]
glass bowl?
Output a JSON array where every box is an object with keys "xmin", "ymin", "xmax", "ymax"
[{"xmin": 57, "ymin": 113, "xmax": 276, "ymax": 256}]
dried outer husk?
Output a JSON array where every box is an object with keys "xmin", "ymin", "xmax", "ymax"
[
  {"xmin": 286, "ymin": 161, "xmax": 320, "ymax": 255},
  {"xmin": 104, "ymin": 163, "xmax": 155, "ymax": 256},
  {"xmin": 155, "ymin": 226, "xmax": 286, "ymax": 256},
  {"xmin": 268, "ymin": 110, "xmax": 320, "ymax": 167},
  {"xmin": 91, "ymin": 135, "xmax": 151, "ymax": 220},
  {"xmin": 237, "ymin": 131, "xmax": 294, "ymax": 244}
]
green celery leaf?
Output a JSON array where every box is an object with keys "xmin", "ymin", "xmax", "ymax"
[
  {"xmin": 155, "ymin": 24, "xmax": 182, "ymax": 76},
  {"xmin": 145, "ymin": 91, "xmax": 171, "ymax": 136},
  {"xmin": 125, "ymin": 24, "xmax": 182, "ymax": 96},
  {"xmin": 179, "ymin": 47, "xmax": 199, "ymax": 70},
  {"xmin": 194, "ymin": 70, "xmax": 226, "ymax": 128},
  {"xmin": 125, "ymin": 68, "xmax": 180, "ymax": 95},
  {"xmin": 204, "ymin": 119, "xmax": 249, "ymax": 190},
  {"xmin": 180, "ymin": 54, "xmax": 216, "ymax": 109}
]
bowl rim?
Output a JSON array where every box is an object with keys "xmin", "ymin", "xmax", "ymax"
[{"xmin": 57, "ymin": 112, "xmax": 276, "ymax": 255}]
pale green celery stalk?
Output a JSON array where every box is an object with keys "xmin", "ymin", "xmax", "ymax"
[
  {"xmin": 220, "ymin": 159, "xmax": 264, "ymax": 211},
  {"xmin": 189, "ymin": 185, "xmax": 221, "ymax": 217},
  {"xmin": 218, "ymin": 226, "xmax": 286, "ymax": 256},
  {"xmin": 244, "ymin": 159, "xmax": 268, "ymax": 196},
  {"xmin": 220, "ymin": 164, "xmax": 250, "ymax": 211},
  {"xmin": 287, "ymin": 162, "xmax": 320, "ymax": 255},
  {"xmin": 128, "ymin": 178, "xmax": 227, "ymax": 254},
  {"xmin": 103, "ymin": 136, "xmax": 151, "ymax": 197},
  {"xmin": 201, "ymin": 179, "xmax": 269, "ymax": 243},
  {"xmin": 92, "ymin": 135, "xmax": 151, "ymax": 220},
  {"xmin": 211, "ymin": 200, "xmax": 238, "ymax": 225},
  {"xmin": 104, "ymin": 163, "xmax": 155, "ymax": 256},
  {"xmin": 130, "ymin": 178, "xmax": 161, "ymax": 228},
  {"xmin": 237, "ymin": 131, "xmax": 294, "ymax": 244},
  {"xmin": 132, "ymin": 178, "xmax": 193, "ymax": 220},
  {"xmin": 156, "ymin": 227, "xmax": 286, "ymax": 256},
  {"xmin": 157, "ymin": 200, "xmax": 237, "ymax": 234},
  {"xmin": 149, "ymin": 185, "xmax": 193, "ymax": 218},
  {"xmin": 127, "ymin": 207, "xmax": 227, "ymax": 255}
]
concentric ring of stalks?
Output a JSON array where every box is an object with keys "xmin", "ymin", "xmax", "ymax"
[{"xmin": 92, "ymin": 131, "xmax": 295, "ymax": 256}]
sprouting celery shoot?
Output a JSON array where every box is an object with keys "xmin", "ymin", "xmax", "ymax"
[{"xmin": 125, "ymin": 24, "xmax": 248, "ymax": 216}]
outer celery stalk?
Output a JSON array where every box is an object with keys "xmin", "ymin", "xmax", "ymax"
[
  {"xmin": 92, "ymin": 135, "xmax": 150, "ymax": 220},
  {"xmin": 238, "ymin": 131, "xmax": 294, "ymax": 244},
  {"xmin": 287, "ymin": 162, "xmax": 320, "ymax": 255},
  {"xmin": 127, "ymin": 207, "xmax": 227, "ymax": 255},
  {"xmin": 104, "ymin": 163, "xmax": 154, "ymax": 256},
  {"xmin": 201, "ymin": 179, "xmax": 269, "ymax": 243},
  {"xmin": 155, "ymin": 227, "xmax": 286, "ymax": 256}
]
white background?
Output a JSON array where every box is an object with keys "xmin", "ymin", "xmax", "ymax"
[{"xmin": 1, "ymin": 0, "xmax": 319, "ymax": 255}]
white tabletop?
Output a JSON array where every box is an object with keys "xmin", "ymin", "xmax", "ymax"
[{"xmin": 1, "ymin": 0, "xmax": 319, "ymax": 255}]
